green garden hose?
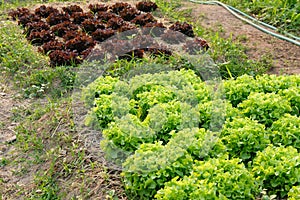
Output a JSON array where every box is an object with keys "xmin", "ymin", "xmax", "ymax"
[
  {"xmin": 188, "ymin": 0, "xmax": 300, "ymax": 46},
  {"xmin": 225, "ymin": 5, "xmax": 300, "ymax": 41}
]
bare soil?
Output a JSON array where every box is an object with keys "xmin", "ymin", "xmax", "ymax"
[
  {"xmin": 0, "ymin": 82, "xmax": 31, "ymax": 199},
  {"xmin": 185, "ymin": 2, "xmax": 300, "ymax": 74}
]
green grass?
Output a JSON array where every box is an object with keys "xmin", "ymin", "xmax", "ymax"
[
  {"xmin": 219, "ymin": 0, "xmax": 300, "ymax": 36},
  {"xmin": 0, "ymin": 21, "xmax": 75, "ymax": 98},
  {"xmin": 0, "ymin": 21, "xmax": 47, "ymax": 73}
]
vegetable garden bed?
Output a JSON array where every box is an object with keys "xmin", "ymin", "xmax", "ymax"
[
  {"xmin": 1, "ymin": 1, "xmax": 300, "ymax": 200},
  {"xmin": 84, "ymin": 69, "xmax": 300, "ymax": 199},
  {"xmin": 8, "ymin": 2, "xmax": 209, "ymax": 67}
]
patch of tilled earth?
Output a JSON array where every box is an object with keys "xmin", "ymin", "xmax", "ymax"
[{"xmin": 184, "ymin": 3, "xmax": 300, "ymax": 74}]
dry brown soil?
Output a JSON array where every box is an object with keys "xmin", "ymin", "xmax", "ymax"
[{"xmin": 185, "ymin": 2, "xmax": 300, "ymax": 74}]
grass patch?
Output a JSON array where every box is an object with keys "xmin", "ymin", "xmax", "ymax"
[
  {"xmin": 0, "ymin": 21, "xmax": 75, "ymax": 98},
  {"xmin": 0, "ymin": 21, "xmax": 47, "ymax": 74},
  {"xmin": 0, "ymin": 0, "xmax": 79, "ymax": 10}
]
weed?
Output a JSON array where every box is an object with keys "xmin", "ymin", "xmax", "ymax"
[
  {"xmin": 32, "ymin": 159, "xmax": 61, "ymax": 200},
  {"xmin": 106, "ymin": 190, "xmax": 118, "ymax": 200},
  {"xmin": 0, "ymin": 21, "xmax": 46, "ymax": 73},
  {"xmin": 15, "ymin": 125, "xmax": 44, "ymax": 152},
  {"xmin": 0, "ymin": 121, "xmax": 4, "ymax": 129},
  {"xmin": 0, "ymin": 158, "xmax": 8, "ymax": 167}
]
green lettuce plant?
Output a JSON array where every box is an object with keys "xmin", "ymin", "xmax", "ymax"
[
  {"xmin": 122, "ymin": 142, "xmax": 193, "ymax": 199},
  {"xmin": 156, "ymin": 157, "xmax": 258, "ymax": 199},
  {"xmin": 221, "ymin": 117, "xmax": 270, "ymax": 163},
  {"xmin": 279, "ymin": 87, "xmax": 300, "ymax": 116},
  {"xmin": 122, "ymin": 127, "xmax": 225, "ymax": 199},
  {"xmin": 144, "ymin": 101, "xmax": 199, "ymax": 143},
  {"xmin": 269, "ymin": 114, "xmax": 300, "ymax": 150},
  {"xmin": 252, "ymin": 145, "xmax": 300, "ymax": 198},
  {"xmin": 238, "ymin": 92, "xmax": 292, "ymax": 127},
  {"xmin": 288, "ymin": 186, "xmax": 300, "ymax": 200}
]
